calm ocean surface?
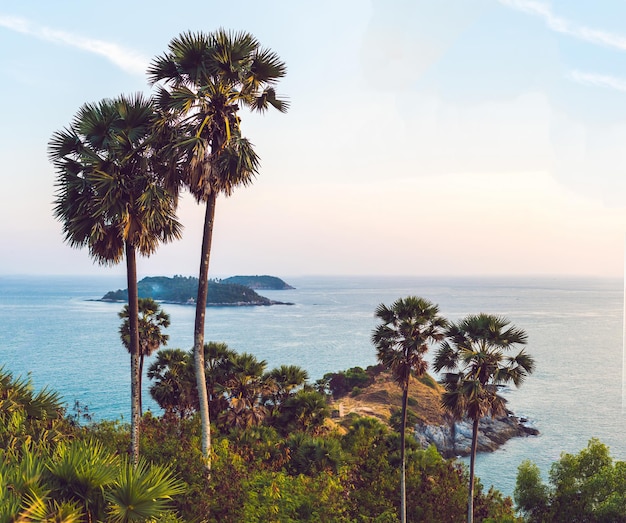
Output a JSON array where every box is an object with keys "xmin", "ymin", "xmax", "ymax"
[{"xmin": 1, "ymin": 274, "xmax": 624, "ymax": 497}]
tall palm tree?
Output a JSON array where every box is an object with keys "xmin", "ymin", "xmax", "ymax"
[
  {"xmin": 371, "ymin": 296, "xmax": 448, "ymax": 523},
  {"xmin": 433, "ymin": 313, "xmax": 535, "ymax": 523},
  {"xmin": 49, "ymin": 94, "xmax": 182, "ymax": 464},
  {"xmin": 119, "ymin": 298, "xmax": 170, "ymax": 414},
  {"xmin": 147, "ymin": 29, "xmax": 288, "ymax": 474}
]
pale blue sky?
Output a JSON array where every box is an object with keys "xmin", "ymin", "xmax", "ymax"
[{"xmin": 1, "ymin": 0, "xmax": 626, "ymax": 277}]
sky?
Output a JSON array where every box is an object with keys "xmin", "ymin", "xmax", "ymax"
[{"xmin": 1, "ymin": 0, "xmax": 626, "ymax": 278}]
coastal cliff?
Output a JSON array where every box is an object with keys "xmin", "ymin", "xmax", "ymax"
[{"xmin": 413, "ymin": 414, "xmax": 539, "ymax": 458}]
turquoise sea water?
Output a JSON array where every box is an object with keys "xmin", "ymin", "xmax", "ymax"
[{"xmin": 0, "ymin": 274, "xmax": 623, "ymax": 497}]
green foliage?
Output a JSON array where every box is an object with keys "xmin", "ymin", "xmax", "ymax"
[
  {"xmin": 148, "ymin": 348, "xmax": 198, "ymax": 419},
  {"xmin": 49, "ymin": 439, "xmax": 120, "ymax": 518},
  {"xmin": 285, "ymin": 433, "xmax": 343, "ymax": 475},
  {"xmin": 515, "ymin": 460, "xmax": 549, "ymax": 522},
  {"xmin": 105, "ymin": 458, "xmax": 185, "ymax": 523},
  {"xmin": 515, "ymin": 439, "xmax": 626, "ymax": 523},
  {"xmin": 0, "ymin": 436, "xmax": 184, "ymax": 523},
  {"xmin": 0, "ymin": 372, "xmax": 184, "ymax": 523},
  {"xmin": 418, "ymin": 373, "xmax": 439, "ymax": 390},
  {"xmin": 1, "ymin": 353, "xmax": 519, "ymax": 523},
  {"xmin": 275, "ymin": 389, "xmax": 330, "ymax": 434},
  {"xmin": 0, "ymin": 366, "xmax": 68, "ymax": 455},
  {"xmin": 241, "ymin": 470, "xmax": 348, "ymax": 522},
  {"xmin": 320, "ymin": 366, "xmax": 374, "ymax": 398},
  {"xmin": 389, "ymin": 408, "xmax": 419, "ymax": 433}
]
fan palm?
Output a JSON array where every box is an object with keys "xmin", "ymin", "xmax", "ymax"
[
  {"xmin": 49, "ymin": 93, "xmax": 182, "ymax": 463},
  {"xmin": 433, "ymin": 313, "xmax": 535, "ymax": 523},
  {"xmin": 264, "ymin": 364, "xmax": 309, "ymax": 414},
  {"xmin": 278, "ymin": 389, "xmax": 330, "ymax": 434},
  {"xmin": 119, "ymin": 298, "xmax": 170, "ymax": 414},
  {"xmin": 105, "ymin": 458, "xmax": 185, "ymax": 523},
  {"xmin": 0, "ymin": 366, "xmax": 65, "ymax": 454},
  {"xmin": 220, "ymin": 352, "xmax": 270, "ymax": 429},
  {"xmin": 147, "ymin": 29, "xmax": 288, "ymax": 474},
  {"xmin": 371, "ymin": 296, "xmax": 448, "ymax": 523},
  {"xmin": 147, "ymin": 348, "xmax": 197, "ymax": 420},
  {"xmin": 48, "ymin": 439, "xmax": 120, "ymax": 522}
]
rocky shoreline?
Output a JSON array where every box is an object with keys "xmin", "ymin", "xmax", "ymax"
[{"xmin": 413, "ymin": 413, "xmax": 539, "ymax": 458}]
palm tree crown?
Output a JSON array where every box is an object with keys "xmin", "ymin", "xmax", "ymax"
[
  {"xmin": 147, "ymin": 29, "xmax": 288, "ymax": 201},
  {"xmin": 434, "ymin": 312, "xmax": 535, "ymax": 523},
  {"xmin": 372, "ymin": 296, "xmax": 448, "ymax": 389},
  {"xmin": 119, "ymin": 298, "xmax": 170, "ymax": 358},
  {"xmin": 434, "ymin": 313, "xmax": 534, "ymax": 422},
  {"xmin": 49, "ymin": 93, "xmax": 182, "ymax": 263}
]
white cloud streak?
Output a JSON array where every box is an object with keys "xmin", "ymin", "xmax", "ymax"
[
  {"xmin": 497, "ymin": 0, "xmax": 626, "ymax": 51},
  {"xmin": 569, "ymin": 69, "xmax": 626, "ymax": 92},
  {"xmin": 0, "ymin": 15, "xmax": 149, "ymax": 75}
]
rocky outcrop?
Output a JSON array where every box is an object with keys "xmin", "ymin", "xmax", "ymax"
[{"xmin": 413, "ymin": 413, "xmax": 539, "ymax": 458}]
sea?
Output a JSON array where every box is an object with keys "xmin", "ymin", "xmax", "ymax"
[{"xmin": 1, "ymin": 274, "xmax": 624, "ymax": 498}]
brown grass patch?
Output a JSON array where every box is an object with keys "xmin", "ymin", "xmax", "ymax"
[{"xmin": 331, "ymin": 370, "xmax": 446, "ymax": 426}]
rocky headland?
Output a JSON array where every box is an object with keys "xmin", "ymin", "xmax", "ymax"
[
  {"xmin": 332, "ymin": 370, "xmax": 538, "ymax": 458},
  {"xmin": 413, "ymin": 414, "xmax": 539, "ymax": 458}
]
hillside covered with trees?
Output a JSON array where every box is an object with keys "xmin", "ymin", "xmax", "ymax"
[{"xmin": 0, "ymin": 360, "xmax": 518, "ymax": 522}]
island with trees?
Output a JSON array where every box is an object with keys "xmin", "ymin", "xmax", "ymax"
[
  {"xmin": 220, "ymin": 275, "xmax": 295, "ymax": 290},
  {"xmin": 101, "ymin": 276, "xmax": 294, "ymax": 306}
]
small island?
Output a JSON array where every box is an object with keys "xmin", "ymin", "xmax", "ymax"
[
  {"xmin": 101, "ymin": 275, "xmax": 293, "ymax": 306},
  {"xmin": 220, "ymin": 275, "xmax": 295, "ymax": 290}
]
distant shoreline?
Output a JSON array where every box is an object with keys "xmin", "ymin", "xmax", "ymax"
[{"xmin": 96, "ymin": 298, "xmax": 294, "ymax": 307}]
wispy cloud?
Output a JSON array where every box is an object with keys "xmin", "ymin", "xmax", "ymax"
[
  {"xmin": 0, "ymin": 15, "xmax": 149, "ymax": 75},
  {"xmin": 569, "ymin": 69, "xmax": 626, "ymax": 92},
  {"xmin": 497, "ymin": 0, "xmax": 626, "ymax": 52}
]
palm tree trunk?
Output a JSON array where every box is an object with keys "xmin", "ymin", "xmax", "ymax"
[
  {"xmin": 468, "ymin": 416, "xmax": 480, "ymax": 523},
  {"xmin": 194, "ymin": 191, "xmax": 217, "ymax": 478},
  {"xmin": 139, "ymin": 355, "xmax": 144, "ymax": 416},
  {"xmin": 400, "ymin": 385, "xmax": 408, "ymax": 523},
  {"xmin": 125, "ymin": 242, "xmax": 141, "ymax": 466}
]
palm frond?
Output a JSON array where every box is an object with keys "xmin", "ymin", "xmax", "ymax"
[{"xmin": 105, "ymin": 458, "xmax": 185, "ymax": 523}]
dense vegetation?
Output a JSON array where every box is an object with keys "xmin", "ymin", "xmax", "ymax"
[
  {"xmin": 102, "ymin": 276, "xmax": 280, "ymax": 306},
  {"xmin": 515, "ymin": 439, "xmax": 626, "ymax": 522},
  {"xmin": 0, "ymin": 363, "xmax": 517, "ymax": 522},
  {"xmin": 220, "ymin": 275, "xmax": 295, "ymax": 290}
]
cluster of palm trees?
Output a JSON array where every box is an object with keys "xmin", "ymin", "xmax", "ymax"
[
  {"xmin": 372, "ymin": 296, "xmax": 535, "ymax": 523},
  {"xmin": 49, "ymin": 30, "xmax": 288, "ymax": 469},
  {"xmin": 147, "ymin": 342, "xmax": 326, "ymax": 435}
]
